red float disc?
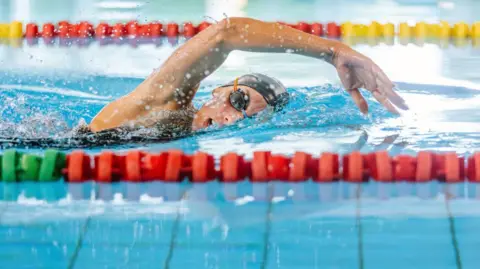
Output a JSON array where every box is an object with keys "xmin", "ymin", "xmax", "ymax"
[
  {"xmin": 66, "ymin": 151, "xmax": 90, "ymax": 182},
  {"xmin": 183, "ymin": 22, "xmax": 197, "ymax": 37},
  {"xmin": 468, "ymin": 153, "xmax": 480, "ymax": 182},
  {"xmin": 474, "ymin": 153, "xmax": 480, "ymax": 182},
  {"xmin": 197, "ymin": 21, "xmax": 211, "ymax": 32},
  {"xmin": 191, "ymin": 152, "xmax": 215, "ymax": 183},
  {"xmin": 142, "ymin": 153, "xmax": 168, "ymax": 180},
  {"xmin": 445, "ymin": 153, "xmax": 463, "ymax": 183},
  {"xmin": 166, "ymin": 23, "xmax": 179, "ymax": 37},
  {"xmin": 78, "ymin": 22, "xmax": 94, "ymax": 38},
  {"xmin": 126, "ymin": 21, "xmax": 138, "ymax": 36},
  {"xmin": 126, "ymin": 151, "xmax": 143, "ymax": 182},
  {"xmin": 68, "ymin": 23, "xmax": 79, "ymax": 38},
  {"xmin": 251, "ymin": 151, "xmax": 271, "ymax": 182},
  {"xmin": 289, "ymin": 152, "xmax": 311, "ymax": 182},
  {"xmin": 220, "ymin": 153, "xmax": 243, "ymax": 182},
  {"xmin": 316, "ymin": 153, "xmax": 339, "ymax": 182},
  {"xmin": 150, "ymin": 22, "xmax": 163, "ymax": 37},
  {"xmin": 25, "ymin": 23, "xmax": 38, "ymax": 38},
  {"xmin": 165, "ymin": 150, "xmax": 183, "ymax": 182},
  {"xmin": 374, "ymin": 151, "xmax": 392, "ymax": 182},
  {"xmin": 95, "ymin": 23, "xmax": 111, "ymax": 38},
  {"xmin": 326, "ymin": 22, "xmax": 340, "ymax": 38},
  {"xmin": 96, "ymin": 152, "xmax": 113, "ymax": 182},
  {"xmin": 295, "ymin": 22, "xmax": 311, "ymax": 33},
  {"xmin": 344, "ymin": 151, "xmax": 363, "ymax": 182},
  {"xmin": 364, "ymin": 153, "xmax": 377, "ymax": 179},
  {"xmin": 416, "ymin": 151, "xmax": 434, "ymax": 182},
  {"xmin": 138, "ymin": 24, "xmax": 151, "ymax": 37},
  {"xmin": 393, "ymin": 155, "xmax": 416, "ymax": 181},
  {"xmin": 310, "ymin": 23, "xmax": 323, "ymax": 36},
  {"xmin": 57, "ymin": 21, "xmax": 70, "ymax": 37},
  {"xmin": 269, "ymin": 155, "xmax": 290, "ymax": 180},
  {"xmin": 112, "ymin": 23, "xmax": 126, "ymax": 37},
  {"xmin": 42, "ymin": 23, "xmax": 55, "ymax": 38}
]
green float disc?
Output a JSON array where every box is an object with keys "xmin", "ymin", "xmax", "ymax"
[
  {"xmin": 2, "ymin": 150, "xmax": 21, "ymax": 182},
  {"xmin": 38, "ymin": 150, "xmax": 66, "ymax": 182},
  {"xmin": 18, "ymin": 154, "xmax": 41, "ymax": 181}
]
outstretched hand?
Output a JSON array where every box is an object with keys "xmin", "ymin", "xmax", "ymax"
[{"xmin": 333, "ymin": 45, "xmax": 408, "ymax": 114}]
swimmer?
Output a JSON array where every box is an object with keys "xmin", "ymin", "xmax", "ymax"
[{"xmin": 89, "ymin": 17, "xmax": 408, "ymax": 136}]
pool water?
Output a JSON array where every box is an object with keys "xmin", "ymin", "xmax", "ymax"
[
  {"xmin": 2, "ymin": 0, "xmax": 480, "ymax": 268},
  {"xmin": 1, "ymin": 181, "xmax": 480, "ymax": 268}
]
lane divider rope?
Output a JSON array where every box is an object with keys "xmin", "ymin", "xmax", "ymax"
[
  {"xmin": 0, "ymin": 20, "xmax": 479, "ymax": 40},
  {"xmin": 1, "ymin": 149, "xmax": 480, "ymax": 183}
]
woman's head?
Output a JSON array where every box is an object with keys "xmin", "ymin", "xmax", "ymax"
[{"xmin": 192, "ymin": 73, "xmax": 289, "ymax": 130}]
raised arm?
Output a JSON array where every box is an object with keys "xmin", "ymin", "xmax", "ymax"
[{"xmin": 90, "ymin": 17, "xmax": 406, "ymax": 132}]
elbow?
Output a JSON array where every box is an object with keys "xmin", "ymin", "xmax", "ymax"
[{"xmin": 215, "ymin": 17, "xmax": 244, "ymax": 47}]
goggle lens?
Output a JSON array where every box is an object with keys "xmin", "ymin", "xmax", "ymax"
[{"xmin": 229, "ymin": 89, "xmax": 249, "ymax": 112}]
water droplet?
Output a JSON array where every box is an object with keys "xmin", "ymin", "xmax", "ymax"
[
  {"xmin": 204, "ymin": 70, "xmax": 210, "ymax": 75},
  {"xmin": 285, "ymin": 49, "xmax": 294, "ymax": 53},
  {"xmin": 185, "ymin": 73, "xmax": 191, "ymax": 79}
]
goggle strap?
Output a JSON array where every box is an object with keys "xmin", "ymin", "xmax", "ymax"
[
  {"xmin": 241, "ymin": 109, "xmax": 249, "ymax": 118},
  {"xmin": 233, "ymin": 77, "xmax": 239, "ymax": 91}
]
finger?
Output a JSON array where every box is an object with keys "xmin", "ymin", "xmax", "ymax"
[
  {"xmin": 379, "ymin": 80, "xmax": 408, "ymax": 109},
  {"xmin": 376, "ymin": 71, "xmax": 409, "ymax": 110},
  {"xmin": 348, "ymin": 88, "xmax": 369, "ymax": 114},
  {"xmin": 388, "ymin": 87, "xmax": 409, "ymax": 110},
  {"xmin": 372, "ymin": 90, "xmax": 400, "ymax": 114}
]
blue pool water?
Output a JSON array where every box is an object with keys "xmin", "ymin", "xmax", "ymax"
[
  {"xmin": 2, "ymin": 71, "xmax": 480, "ymax": 156},
  {"xmin": 2, "ymin": 0, "xmax": 480, "ymax": 268},
  {"xmin": 1, "ymin": 181, "xmax": 480, "ymax": 268}
]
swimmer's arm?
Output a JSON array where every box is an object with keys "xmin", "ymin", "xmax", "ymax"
[
  {"xmin": 222, "ymin": 18, "xmax": 407, "ymax": 113},
  {"xmin": 90, "ymin": 18, "xmax": 356, "ymax": 132},
  {"xmin": 221, "ymin": 17, "xmax": 348, "ymax": 63},
  {"xmin": 137, "ymin": 17, "xmax": 345, "ymax": 107},
  {"xmin": 89, "ymin": 21, "xmax": 230, "ymax": 132}
]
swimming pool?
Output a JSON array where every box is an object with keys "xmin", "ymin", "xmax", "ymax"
[{"xmin": 2, "ymin": 0, "xmax": 480, "ymax": 268}]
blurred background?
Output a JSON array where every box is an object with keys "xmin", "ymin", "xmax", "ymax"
[
  {"xmin": 1, "ymin": 0, "xmax": 480, "ymax": 24},
  {"xmin": 0, "ymin": 0, "xmax": 480, "ymax": 86}
]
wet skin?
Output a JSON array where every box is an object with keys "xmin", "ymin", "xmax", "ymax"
[{"xmin": 89, "ymin": 17, "xmax": 408, "ymax": 133}]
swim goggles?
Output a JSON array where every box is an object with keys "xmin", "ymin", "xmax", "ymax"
[{"xmin": 229, "ymin": 77, "xmax": 250, "ymax": 118}]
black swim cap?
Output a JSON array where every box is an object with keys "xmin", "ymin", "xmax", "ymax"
[{"xmin": 224, "ymin": 73, "xmax": 289, "ymax": 111}]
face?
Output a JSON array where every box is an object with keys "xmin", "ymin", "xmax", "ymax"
[{"xmin": 192, "ymin": 85, "xmax": 268, "ymax": 131}]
